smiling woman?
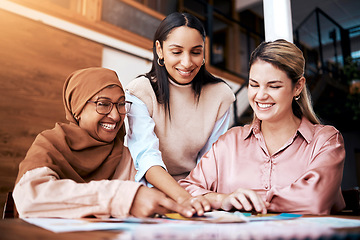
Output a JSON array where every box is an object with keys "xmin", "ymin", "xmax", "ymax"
[
  {"xmin": 12, "ymin": 67, "xmax": 192, "ymax": 219},
  {"xmin": 125, "ymin": 12, "xmax": 235, "ymax": 217},
  {"xmin": 248, "ymin": 60, "xmax": 305, "ymax": 151},
  {"xmin": 179, "ymin": 40, "xmax": 346, "ymax": 215},
  {"xmin": 155, "ymin": 26, "xmax": 204, "ymax": 85},
  {"xmin": 78, "ymin": 86, "xmax": 126, "ymax": 143}
]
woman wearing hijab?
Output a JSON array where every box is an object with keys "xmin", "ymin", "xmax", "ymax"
[
  {"xmin": 13, "ymin": 67, "xmax": 192, "ymax": 219},
  {"xmin": 179, "ymin": 40, "xmax": 345, "ymax": 215}
]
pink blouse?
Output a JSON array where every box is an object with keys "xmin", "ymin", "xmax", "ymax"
[{"xmin": 179, "ymin": 117, "xmax": 345, "ymax": 215}]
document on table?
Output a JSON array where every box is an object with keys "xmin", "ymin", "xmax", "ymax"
[
  {"xmin": 23, "ymin": 211, "xmax": 360, "ymax": 238},
  {"xmin": 24, "ymin": 217, "xmax": 138, "ymax": 233},
  {"xmin": 164, "ymin": 211, "xmax": 302, "ymax": 222},
  {"xmin": 164, "ymin": 210, "xmax": 249, "ymax": 222}
]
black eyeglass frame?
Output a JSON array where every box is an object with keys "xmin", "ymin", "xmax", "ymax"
[{"xmin": 87, "ymin": 100, "xmax": 132, "ymax": 115}]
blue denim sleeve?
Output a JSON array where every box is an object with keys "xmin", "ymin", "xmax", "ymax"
[{"xmin": 125, "ymin": 91, "xmax": 167, "ymax": 183}]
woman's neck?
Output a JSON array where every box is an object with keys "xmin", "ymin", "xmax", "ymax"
[
  {"xmin": 260, "ymin": 114, "xmax": 301, "ymax": 155},
  {"xmin": 262, "ymin": 114, "xmax": 300, "ymax": 132},
  {"xmin": 168, "ymin": 77, "xmax": 193, "ymax": 87}
]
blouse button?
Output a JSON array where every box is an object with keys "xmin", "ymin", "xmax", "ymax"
[{"xmin": 265, "ymin": 185, "xmax": 269, "ymax": 189}]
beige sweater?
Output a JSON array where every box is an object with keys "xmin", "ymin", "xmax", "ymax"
[{"xmin": 126, "ymin": 76, "xmax": 235, "ymax": 180}]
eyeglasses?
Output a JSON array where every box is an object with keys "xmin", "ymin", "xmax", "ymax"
[{"xmin": 87, "ymin": 100, "xmax": 132, "ymax": 115}]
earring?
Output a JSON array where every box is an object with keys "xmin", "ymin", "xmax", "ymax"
[
  {"xmin": 202, "ymin": 59, "xmax": 206, "ymax": 65},
  {"xmin": 157, "ymin": 58, "xmax": 165, "ymax": 67},
  {"xmin": 294, "ymin": 95, "xmax": 300, "ymax": 101}
]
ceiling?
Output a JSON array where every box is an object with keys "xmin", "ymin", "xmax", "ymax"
[{"xmin": 236, "ymin": 0, "xmax": 360, "ymax": 55}]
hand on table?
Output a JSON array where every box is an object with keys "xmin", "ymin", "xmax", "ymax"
[
  {"xmin": 180, "ymin": 195, "xmax": 211, "ymax": 216},
  {"xmin": 130, "ymin": 186, "xmax": 193, "ymax": 218},
  {"xmin": 221, "ymin": 188, "xmax": 269, "ymax": 214}
]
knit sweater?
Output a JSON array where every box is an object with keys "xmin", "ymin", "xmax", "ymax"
[{"xmin": 126, "ymin": 76, "xmax": 235, "ymax": 180}]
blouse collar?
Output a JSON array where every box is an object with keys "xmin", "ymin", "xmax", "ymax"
[
  {"xmin": 296, "ymin": 117, "xmax": 315, "ymax": 144},
  {"xmin": 245, "ymin": 117, "xmax": 314, "ymax": 144}
]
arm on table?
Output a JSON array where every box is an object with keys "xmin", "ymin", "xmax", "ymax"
[
  {"xmin": 13, "ymin": 167, "xmax": 141, "ymax": 219},
  {"xmin": 125, "ymin": 92, "xmax": 166, "ymax": 184},
  {"xmin": 126, "ymin": 93, "xmax": 210, "ymax": 215},
  {"xmin": 267, "ymin": 131, "xmax": 345, "ymax": 215},
  {"xmin": 180, "ymin": 139, "xmax": 268, "ymax": 214},
  {"xmin": 13, "ymin": 167, "xmax": 192, "ymax": 218}
]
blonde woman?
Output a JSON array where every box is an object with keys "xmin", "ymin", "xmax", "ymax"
[{"xmin": 179, "ymin": 39, "xmax": 345, "ymax": 215}]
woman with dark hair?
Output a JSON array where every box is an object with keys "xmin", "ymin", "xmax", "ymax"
[
  {"xmin": 13, "ymin": 67, "xmax": 192, "ymax": 218},
  {"xmin": 179, "ymin": 39, "xmax": 345, "ymax": 215},
  {"xmin": 126, "ymin": 12, "xmax": 235, "ymax": 215}
]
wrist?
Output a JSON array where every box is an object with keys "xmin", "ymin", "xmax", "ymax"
[
  {"xmin": 175, "ymin": 192, "xmax": 192, "ymax": 204},
  {"xmin": 204, "ymin": 192, "xmax": 226, "ymax": 210},
  {"xmin": 205, "ymin": 192, "xmax": 225, "ymax": 201}
]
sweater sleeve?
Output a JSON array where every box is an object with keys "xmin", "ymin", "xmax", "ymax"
[
  {"xmin": 266, "ymin": 131, "xmax": 346, "ymax": 215},
  {"xmin": 196, "ymin": 109, "xmax": 230, "ymax": 163},
  {"xmin": 13, "ymin": 167, "xmax": 142, "ymax": 219},
  {"xmin": 212, "ymin": 82, "xmax": 235, "ymax": 122},
  {"xmin": 179, "ymin": 143, "xmax": 220, "ymax": 196}
]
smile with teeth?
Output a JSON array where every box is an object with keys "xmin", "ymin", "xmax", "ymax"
[
  {"xmin": 257, "ymin": 102, "xmax": 274, "ymax": 109},
  {"xmin": 177, "ymin": 69, "xmax": 193, "ymax": 75},
  {"xmin": 100, "ymin": 123, "xmax": 116, "ymax": 130}
]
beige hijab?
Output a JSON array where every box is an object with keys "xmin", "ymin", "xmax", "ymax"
[{"xmin": 16, "ymin": 67, "xmax": 128, "ymax": 183}]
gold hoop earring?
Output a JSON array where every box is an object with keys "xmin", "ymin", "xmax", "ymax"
[
  {"xmin": 157, "ymin": 58, "xmax": 165, "ymax": 67},
  {"xmin": 294, "ymin": 95, "xmax": 300, "ymax": 101}
]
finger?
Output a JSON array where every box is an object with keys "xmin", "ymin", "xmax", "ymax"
[
  {"xmin": 229, "ymin": 196, "xmax": 244, "ymax": 210},
  {"xmin": 198, "ymin": 197, "xmax": 211, "ymax": 212},
  {"xmin": 190, "ymin": 198, "xmax": 204, "ymax": 216},
  {"xmin": 263, "ymin": 202, "xmax": 270, "ymax": 214},
  {"xmin": 160, "ymin": 198, "xmax": 193, "ymax": 217},
  {"xmin": 210, "ymin": 200, "xmax": 222, "ymax": 210},
  {"xmin": 258, "ymin": 197, "xmax": 268, "ymax": 214},
  {"xmin": 192, "ymin": 197, "xmax": 211, "ymax": 211},
  {"xmin": 247, "ymin": 192, "xmax": 267, "ymax": 214},
  {"xmin": 236, "ymin": 193, "xmax": 253, "ymax": 211},
  {"xmin": 153, "ymin": 206, "xmax": 170, "ymax": 216},
  {"xmin": 191, "ymin": 197, "xmax": 212, "ymax": 216},
  {"xmin": 221, "ymin": 198, "xmax": 233, "ymax": 211}
]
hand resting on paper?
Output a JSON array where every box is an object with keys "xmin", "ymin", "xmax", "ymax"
[
  {"xmin": 204, "ymin": 188, "xmax": 269, "ymax": 214},
  {"xmin": 130, "ymin": 186, "xmax": 193, "ymax": 218},
  {"xmin": 221, "ymin": 188, "xmax": 269, "ymax": 214},
  {"xmin": 179, "ymin": 195, "xmax": 212, "ymax": 216}
]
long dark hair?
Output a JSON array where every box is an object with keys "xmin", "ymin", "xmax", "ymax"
[{"xmin": 143, "ymin": 12, "xmax": 223, "ymax": 115}]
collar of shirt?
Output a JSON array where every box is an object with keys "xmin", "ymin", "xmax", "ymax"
[{"xmin": 244, "ymin": 117, "xmax": 314, "ymax": 144}]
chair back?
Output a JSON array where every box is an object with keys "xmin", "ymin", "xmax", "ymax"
[{"xmin": 2, "ymin": 192, "xmax": 18, "ymax": 219}]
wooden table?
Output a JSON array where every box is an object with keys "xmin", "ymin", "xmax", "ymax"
[
  {"xmin": 0, "ymin": 215, "xmax": 359, "ymax": 240},
  {"xmin": 0, "ymin": 218, "xmax": 124, "ymax": 240}
]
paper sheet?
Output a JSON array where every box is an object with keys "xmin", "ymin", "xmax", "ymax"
[
  {"xmin": 165, "ymin": 211, "xmax": 249, "ymax": 223},
  {"xmin": 22, "ymin": 213, "xmax": 360, "ymax": 239}
]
